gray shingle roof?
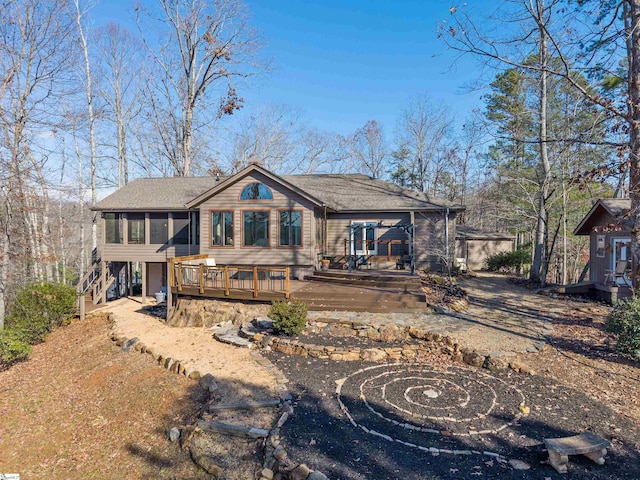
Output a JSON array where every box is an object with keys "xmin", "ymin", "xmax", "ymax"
[
  {"xmin": 94, "ymin": 177, "xmax": 219, "ymax": 211},
  {"xmin": 93, "ymin": 172, "xmax": 463, "ymax": 212},
  {"xmin": 283, "ymin": 174, "xmax": 463, "ymax": 212}
]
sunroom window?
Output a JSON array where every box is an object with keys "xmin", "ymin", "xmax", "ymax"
[
  {"xmin": 149, "ymin": 213, "xmax": 168, "ymax": 245},
  {"xmin": 105, "ymin": 213, "xmax": 122, "ymax": 244},
  {"xmin": 127, "ymin": 213, "xmax": 145, "ymax": 244},
  {"xmin": 173, "ymin": 212, "xmax": 190, "ymax": 245}
]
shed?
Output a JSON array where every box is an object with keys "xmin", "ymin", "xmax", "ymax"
[{"xmin": 455, "ymin": 225, "xmax": 515, "ymax": 271}]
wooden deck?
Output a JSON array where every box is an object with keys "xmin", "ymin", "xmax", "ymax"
[{"xmin": 169, "ymin": 259, "xmax": 426, "ymax": 312}]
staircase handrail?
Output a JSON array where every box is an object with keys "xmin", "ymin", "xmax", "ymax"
[{"xmin": 76, "ymin": 261, "xmax": 102, "ymax": 294}]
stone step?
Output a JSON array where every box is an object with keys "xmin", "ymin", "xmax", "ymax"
[{"xmin": 213, "ymin": 325, "xmax": 252, "ymax": 348}]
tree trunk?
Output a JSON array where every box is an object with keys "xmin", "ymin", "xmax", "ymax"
[
  {"xmin": 627, "ymin": 1, "xmax": 640, "ymax": 287},
  {"xmin": 75, "ymin": 0, "xmax": 98, "ymax": 253},
  {"xmin": 531, "ymin": 0, "xmax": 551, "ymax": 286}
]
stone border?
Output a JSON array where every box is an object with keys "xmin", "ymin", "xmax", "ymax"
[
  {"xmin": 248, "ymin": 320, "xmax": 537, "ymax": 375},
  {"xmin": 108, "ymin": 318, "xmax": 330, "ymax": 480}
]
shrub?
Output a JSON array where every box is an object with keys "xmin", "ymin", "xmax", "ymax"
[
  {"xmin": 5, "ymin": 282, "xmax": 77, "ymax": 344},
  {"xmin": 269, "ymin": 300, "xmax": 307, "ymax": 336},
  {"xmin": 486, "ymin": 244, "xmax": 531, "ymax": 273},
  {"xmin": 606, "ymin": 296, "xmax": 640, "ymax": 360},
  {"xmin": 0, "ymin": 329, "xmax": 32, "ymax": 368}
]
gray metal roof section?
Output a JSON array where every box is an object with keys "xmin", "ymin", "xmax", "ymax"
[
  {"xmin": 455, "ymin": 225, "xmax": 515, "ymax": 240},
  {"xmin": 93, "ymin": 172, "xmax": 464, "ymax": 212}
]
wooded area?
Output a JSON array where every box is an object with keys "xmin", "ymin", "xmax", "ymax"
[{"xmin": 1, "ymin": 0, "xmax": 638, "ymax": 327}]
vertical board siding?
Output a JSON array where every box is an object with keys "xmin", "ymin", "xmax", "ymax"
[
  {"xmin": 199, "ymin": 171, "xmax": 316, "ymax": 267},
  {"xmin": 413, "ymin": 211, "xmax": 455, "ymax": 270}
]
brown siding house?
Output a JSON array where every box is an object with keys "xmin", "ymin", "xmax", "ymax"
[
  {"xmin": 92, "ymin": 164, "xmax": 464, "ymax": 301},
  {"xmin": 574, "ymin": 198, "xmax": 633, "ymax": 303}
]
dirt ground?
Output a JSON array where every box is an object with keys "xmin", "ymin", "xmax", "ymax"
[
  {"xmin": 515, "ymin": 298, "xmax": 640, "ymax": 423},
  {"xmin": 1, "ymin": 280, "xmax": 639, "ymax": 479},
  {"xmin": 0, "ymin": 314, "xmax": 213, "ymax": 480}
]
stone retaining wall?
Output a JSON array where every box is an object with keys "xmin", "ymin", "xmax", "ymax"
[
  {"xmin": 167, "ymin": 297, "xmax": 270, "ymax": 328},
  {"xmin": 249, "ymin": 320, "xmax": 536, "ymax": 375}
]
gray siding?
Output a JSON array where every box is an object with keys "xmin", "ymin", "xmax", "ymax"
[
  {"xmin": 199, "ymin": 171, "xmax": 317, "ymax": 268},
  {"xmin": 589, "ymin": 231, "xmax": 631, "ymax": 283}
]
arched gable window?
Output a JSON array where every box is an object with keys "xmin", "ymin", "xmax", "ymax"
[{"xmin": 240, "ymin": 182, "xmax": 273, "ymax": 200}]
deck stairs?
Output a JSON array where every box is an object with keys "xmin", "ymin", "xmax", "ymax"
[{"xmin": 76, "ymin": 260, "xmax": 125, "ymax": 306}]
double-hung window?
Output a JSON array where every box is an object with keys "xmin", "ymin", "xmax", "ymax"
[
  {"xmin": 212, "ymin": 211, "xmax": 234, "ymax": 246},
  {"xmin": 243, "ymin": 211, "xmax": 270, "ymax": 247},
  {"xmin": 279, "ymin": 210, "xmax": 302, "ymax": 247}
]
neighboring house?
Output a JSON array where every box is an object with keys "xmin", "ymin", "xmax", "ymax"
[
  {"xmin": 455, "ymin": 226, "xmax": 515, "ymax": 271},
  {"xmin": 574, "ymin": 198, "xmax": 633, "ymax": 302},
  {"xmin": 92, "ymin": 164, "xmax": 463, "ymax": 301}
]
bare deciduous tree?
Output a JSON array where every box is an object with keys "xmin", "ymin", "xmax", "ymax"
[
  {"xmin": 0, "ymin": 0, "xmax": 75, "ymax": 327},
  {"xmin": 95, "ymin": 22, "xmax": 145, "ymax": 187},
  {"xmin": 137, "ymin": 0, "xmax": 265, "ymax": 176},
  {"xmin": 395, "ymin": 95, "xmax": 453, "ymax": 193},
  {"xmin": 348, "ymin": 120, "xmax": 387, "ymax": 179}
]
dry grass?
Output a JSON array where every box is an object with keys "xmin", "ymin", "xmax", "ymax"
[{"xmin": 0, "ymin": 314, "xmax": 211, "ymax": 480}]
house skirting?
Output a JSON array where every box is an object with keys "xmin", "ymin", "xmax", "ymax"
[{"xmin": 591, "ymin": 284, "xmax": 633, "ymax": 304}]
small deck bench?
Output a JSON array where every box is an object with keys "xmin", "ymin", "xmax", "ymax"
[{"xmin": 544, "ymin": 432, "xmax": 611, "ymax": 473}]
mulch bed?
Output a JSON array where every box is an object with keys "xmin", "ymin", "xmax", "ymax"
[{"xmin": 267, "ymin": 352, "xmax": 640, "ymax": 480}]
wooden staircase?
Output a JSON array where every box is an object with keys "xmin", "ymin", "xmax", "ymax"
[
  {"xmin": 292, "ymin": 270, "xmax": 426, "ymax": 313},
  {"xmin": 76, "ymin": 261, "xmax": 125, "ymax": 318}
]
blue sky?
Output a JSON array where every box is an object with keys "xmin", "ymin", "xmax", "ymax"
[
  {"xmin": 94, "ymin": 0, "xmax": 496, "ymax": 137},
  {"xmin": 243, "ymin": 0, "xmax": 487, "ymax": 135}
]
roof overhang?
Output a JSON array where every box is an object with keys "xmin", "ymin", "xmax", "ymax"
[
  {"xmin": 573, "ymin": 199, "xmax": 630, "ymax": 235},
  {"xmin": 185, "ymin": 164, "xmax": 326, "ymax": 209}
]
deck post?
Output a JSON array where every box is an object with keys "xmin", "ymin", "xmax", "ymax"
[
  {"xmin": 285, "ymin": 267, "xmax": 290, "ymax": 299},
  {"xmin": 224, "ymin": 266, "xmax": 230, "ymax": 296},
  {"xmin": 253, "ymin": 266, "xmax": 259, "ymax": 298},
  {"xmin": 199, "ymin": 264, "xmax": 205, "ymax": 294},
  {"xmin": 79, "ymin": 293, "xmax": 85, "ymax": 321},
  {"xmin": 177, "ymin": 263, "xmax": 183, "ymax": 292},
  {"xmin": 141, "ymin": 261, "xmax": 147, "ymax": 304},
  {"xmin": 101, "ymin": 261, "xmax": 107, "ymax": 304}
]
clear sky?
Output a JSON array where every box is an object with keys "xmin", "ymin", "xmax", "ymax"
[
  {"xmin": 94, "ymin": 0, "xmax": 496, "ymax": 137},
  {"xmin": 242, "ymin": 0, "xmax": 486, "ymax": 135}
]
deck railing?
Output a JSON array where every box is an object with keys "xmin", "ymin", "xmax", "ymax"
[{"xmin": 170, "ymin": 255, "xmax": 290, "ymax": 299}]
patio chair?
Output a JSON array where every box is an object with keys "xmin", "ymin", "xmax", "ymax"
[{"xmin": 603, "ymin": 259, "xmax": 630, "ymax": 286}]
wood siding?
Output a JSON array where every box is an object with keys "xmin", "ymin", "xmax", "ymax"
[
  {"xmin": 325, "ymin": 212, "xmax": 411, "ymax": 257},
  {"xmin": 99, "ymin": 212, "xmax": 199, "ymax": 262},
  {"xmin": 581, "ymin": 210, "xmax": 632, "ymax": 284},
  {"xmin": 198, "ymin": 171, "xmax": 317, "ymax": 270},
  {"xmin": 456, "ymin": 238, "xmax": 514, "ymax": 270},
  {"xmin": 414, "ymin": 211, "xmax": 455, "ymax": 270},
  {"xmin": 589, "ymin": 231, "xmax": 631, "ymax": 283}
]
